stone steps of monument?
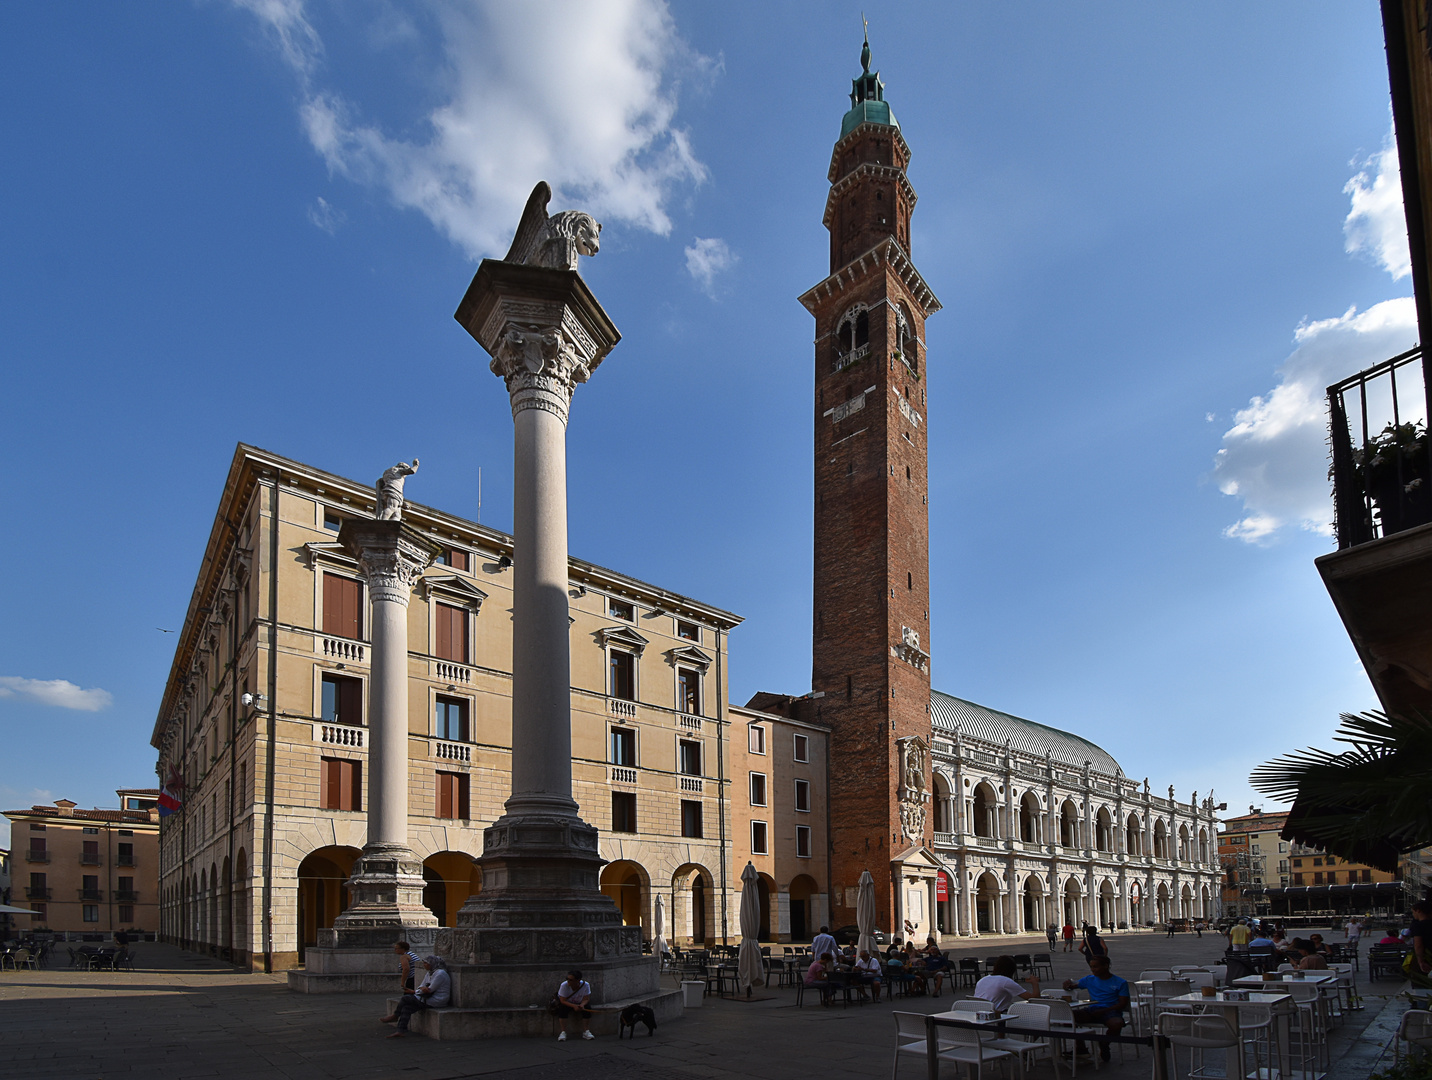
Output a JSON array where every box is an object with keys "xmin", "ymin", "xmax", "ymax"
[{"xmin": 385, "ymin": 987, "xmax": 685, "ymax": 1040}]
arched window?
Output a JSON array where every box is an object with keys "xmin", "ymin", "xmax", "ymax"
[
  {"xmin": 1095, "ymin": 807, "xmax": 1113, "ymax": 852},
  {"xmin": 895, "ymin": 304, "xmax": 917, "ymax": 374},
  {"xmin": 833, "ymin": 307, "xmax": 872, "ymax": 370}
]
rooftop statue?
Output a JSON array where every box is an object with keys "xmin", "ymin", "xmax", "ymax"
[
  {"xmin": 376, "ymin": 459, "xmax": 419, "ymax": 521},
  {"xmin": 503, "ymin": 181, "xmax": 601, "ymax": 271}
]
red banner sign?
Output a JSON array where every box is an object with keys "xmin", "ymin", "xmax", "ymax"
[{"xmin": 936, "ymin": 873, "xmax": 949, "ymax": 901}]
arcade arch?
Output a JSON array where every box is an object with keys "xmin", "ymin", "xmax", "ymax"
[{"xmin": 296, "ymin": 846, "xmax": 360, "ymax": 961}]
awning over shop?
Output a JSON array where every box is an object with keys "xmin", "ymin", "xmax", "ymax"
[{"xmin": 1264, "ymin": 882, "xmax": 1402, "ymax": 897}]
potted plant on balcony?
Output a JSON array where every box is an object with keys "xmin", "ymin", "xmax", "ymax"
[{"xmin": 1355, "ymin": 420, "xmax": 1431, "ymax": 536}]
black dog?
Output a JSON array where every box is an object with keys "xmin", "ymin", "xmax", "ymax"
[{"xmin": 618, "ymin": 1003, "xmax": 657, "ymax": 1039}]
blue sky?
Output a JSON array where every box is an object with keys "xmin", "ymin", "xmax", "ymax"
[{"xmin": 0, "ymin": 2, "xmax": 1419, "ymax": 847}]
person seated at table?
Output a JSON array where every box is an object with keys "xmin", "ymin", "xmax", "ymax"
[
  {"xmin": 853, "ymin": 949, "xmax": 883, "ymax": 1000},
  {"xmin": 1292, "ymin": 939, "xmax": 1328, "ymax": 970},
  {"xmin": 920, "ymin": 943, "xmax": 949, "ymax": 997},
  {"xmin": 885, "ymin": 938, "xmax": 904, "ymax": 961},
  {"xmin": 1248, "ymin": 928, "xmax": 1275, "ymax": 949},
  {"xmin": 1063, "ymin": 955, "xmax": 1129, "ymax": 1064},
  {"xmin": 1308, "ymin": 933, "xmax": 1330, "ymax": 956},
  {"xmin": 805, "ymin": 952, "xmax": 836, "ymax": 1005},
  {"xmin": 975, "ymin": 955, "xmax": 1042, "ymax": 1012}
]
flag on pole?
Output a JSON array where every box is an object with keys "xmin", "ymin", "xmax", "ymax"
[{"xmin": 157, "ymin": 786, "xmax": 182, "ymax": 817}]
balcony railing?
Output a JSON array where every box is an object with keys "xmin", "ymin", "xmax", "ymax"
[
  {"xmin": 80, "ymin": 854, "xmax": 101, "ymax": 866},
  {"xmin": 318, "ymin": 635, "xmax": 366, "ymax": 663},
  {"xmin": 113, "ymin": 890, "xmax": 139, "ymax": 903},
  {"xmin": 24, "ymin": 887, "xmax": 51, "ymax": 900},
  {"xmin": 833, "ymin": 342, "xmax": 870, "ymax": 372},
  {"xmin": 25, "ymin": 849, "xmax": 48, "ymax": 863},
  {"xmin": 679, "ymin": 776, "xmax": 703, "ymax": 794},
  {"xmin": 434, "ymin": 661, "xmax": 471, "ymax": 685},
  {"xmin": 678, "ymin": 713, "xmax": 702, "ymax": 731},
  {"xmin": 118, "ymin": 856, "xmax": 136, "ymax": 867},
  {"xmin": 433, "ymin": 740, "xmax": 471, "ymax": 764},
  {"xmin": 608, "ymin": 698, "xmax": 637, "ymax": 721},
  {"xmin": 78, "ymin": 889, "xmax": 103, "ymax": 901},
  {"xmin": 610, "ymin": 766, "xmax": 638, "ymax": 785},
  {"xmin": 1329, "ymin": 345, "xmax": 1432, "ymax": 548},
  {"xmin": 317, "ymin": 723, "xmax": 365, "ymax": 748}
]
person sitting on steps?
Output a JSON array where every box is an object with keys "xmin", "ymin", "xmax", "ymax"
[{"xmin": 555, "ymin": 970, "xmax": 595, "ymax": 1040}]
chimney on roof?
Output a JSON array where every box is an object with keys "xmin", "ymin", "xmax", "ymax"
[
  {"xmin": 148, "ymin": 807, "xmax": 159, "ymax": 823},
  {"xmin": 55, "ymin": 799, "xmax": 76, "ymax": 817}
]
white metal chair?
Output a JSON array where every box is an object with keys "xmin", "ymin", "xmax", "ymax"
[
  {"xmin": 1207, "ymin": 965, "xmax": 1227, "ymax": 988},
  {"xmin": 1137, "ymin": 969, "xmax": 1173, "ymax": 982},
  {"xmin": 990, "ymin": 1001, "xmax": 1056, "ymax": 1078},
  {"xmin": 1396, "ymin": 1009, "xmax": 1432, "ymax": 1062},
  {"xmin": 10, "ymin": 949, "xmax": 37, "ymax": 971},
  {"xmin": 1161, "ymin": 1011, "xmax": 1243, "ymax": 1080},
  {"xmin": 891, "ymin": 1011, "xmax": 1013, "ymax": 1080},
  {"xmin": 1286, "ymin": 981, "xmax": 1331, "ymax": 1073},
  {"xmin": 1042, "ymin": 997, "xmax": 1105, "ymax": 1076}
]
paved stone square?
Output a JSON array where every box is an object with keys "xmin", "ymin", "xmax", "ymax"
[{"xmin": 0, "ymin": 933, "xmax": 1407, "ymax": 1079}]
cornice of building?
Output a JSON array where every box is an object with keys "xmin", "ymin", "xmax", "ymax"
[
  {"xmin": 826, "ymin": 121, "xmax": 912, "ymax": 183},
  {"xmin": 822, "ymin": 162, "xmax": 918, "ymax": 229},
  {"xmin": 799, "ymin": 238, "xmax": 941, "ymax": 318},
  {"xmin": 151, "ymin": 443, "xmax": 744, "ymax": 750}
]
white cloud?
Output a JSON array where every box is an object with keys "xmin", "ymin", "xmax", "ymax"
[
  {"xmin": 0, "ymin": 676, "xmax": 113, "ymax": 711},
  {"xmin": 1344, "ymin": 125, "xmax": 1411, "ymax": 281},
  {"xmin": 1214, "ymin": 297, "xmax": 1419, "ymax": 542},
  {"xmin": 306, "ymin": 195, "xmax": 345, "ymax": 234},
  {"xmin": 1216, "ymin": 125, "xmax": 1421, "ymax": 545},
  {"xmin": 684, "ymin": 236, "xmax": 736, "ymax": 296},
  {"xmin": 237, "ymin": 0, "xmax": 713, "ymax": 258}
]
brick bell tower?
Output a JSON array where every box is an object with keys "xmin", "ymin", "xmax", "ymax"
[{"xmin": 798, "ymin": 33, "xmax": 941, "ymax": 938}]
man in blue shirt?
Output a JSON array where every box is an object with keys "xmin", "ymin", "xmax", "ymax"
[{"xmin": 1063, "ymin": 955, "xmax": 1130, "ymax": 1062}]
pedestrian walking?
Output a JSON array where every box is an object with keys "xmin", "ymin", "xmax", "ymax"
[
  {"xmin": 1046, "ymin": 923, "xmax": 1059, "ymax": 950},
  {"xmin": 1062, "ymin": 921, "xmax": 1076, "ymax": 952}
]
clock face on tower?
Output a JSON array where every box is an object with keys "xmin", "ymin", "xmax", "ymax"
[{"xmin": 798, "ymin": 35, "xmax": 942, "ymax": 933}]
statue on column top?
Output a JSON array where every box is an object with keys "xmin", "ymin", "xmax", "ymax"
[
  {"xmin": 376, "ymin": 459, "xmax": 419, "ymax": 521},
  {"xmin": 504, "ymin": 181, "xmax": 602, "ymax": 271}
]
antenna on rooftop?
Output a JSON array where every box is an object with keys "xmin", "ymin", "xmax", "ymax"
[{"xmin": 477, "ymin": 466, "xmax": 482, "ymax": 524}]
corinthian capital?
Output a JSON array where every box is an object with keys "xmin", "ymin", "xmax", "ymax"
[
  {"xmin": 489, "ymin": 321, "xmax": 600, "ymax": 421},
  {"xmin": 337, "ymin": 520, "xmax": 439, "ymax": 607},
  {"xmin": 454, "ymin": 259, "xmax": 622, "ymax": 418}
]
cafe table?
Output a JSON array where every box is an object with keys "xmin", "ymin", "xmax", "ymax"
[
  {"xmin": 1232, "ymin": 973, "xmax": 1335, "ymax": 988},
  {"xmin": 1166, "ymin": 992, "xmax": 1319, "ymax": 1080}
]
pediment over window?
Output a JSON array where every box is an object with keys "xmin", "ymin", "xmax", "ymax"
[
  {"xmin": 666, "ymin": 645, "xmax": 713, "ymax": 672},
  {"xmin": 598, "ymin": 625, "xmax": 649, "ymax": 655},
  {"xmin": 423, "ymin": 574, "xmax": 488, "ymax": 611},
  {"xmin": 303, "ymin": 541, "xmax": 357, "ymax": 570}
]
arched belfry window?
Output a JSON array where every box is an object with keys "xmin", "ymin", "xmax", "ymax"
[
  {"xmin": 833, "ymin": 306, "xmax": 871, "ymax": 371},
  {"xmin": 895, "ymin": 305, "xmax": 917, "ymax": 375}
]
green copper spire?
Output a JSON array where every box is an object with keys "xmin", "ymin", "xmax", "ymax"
[{"xmin": 841, "ymin": 25, "xmax": 897, "ymax": 138}]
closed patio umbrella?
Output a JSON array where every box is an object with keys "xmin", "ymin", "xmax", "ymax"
[
  {"xmin": 737, "ymin": 861, "xmax": 764, "ymax": 996},
  {"xmin": 654, "ymin": 892, "xmax": 668, "ymax": 963},
  {"xmin": 857, "ymin": 869, "xmax": 878, "ymax": 956},
  {"xmin": 0, "ymin": 904, "xmax": 42, "ymax": 916}
]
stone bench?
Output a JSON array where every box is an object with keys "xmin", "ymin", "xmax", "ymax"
[{"xmin": 384, "ymin": 987, "xmax": 684, "ymax": 1040}]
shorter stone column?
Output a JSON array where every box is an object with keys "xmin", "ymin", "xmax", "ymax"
[{"xmin": 288, "ymin": 518, "xmax": 439, "ymax": 993}]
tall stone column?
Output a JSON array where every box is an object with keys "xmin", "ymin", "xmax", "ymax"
[
  {"xmin": 327, "ymin": 519, "xmax": 440, "ymax": 943},
  {"xmin": 437, "ymin": 211, "xmax": 671, "ymax": 1031}
]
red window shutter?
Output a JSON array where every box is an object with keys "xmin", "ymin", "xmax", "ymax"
[
  {"xmin": 324, "ymin": 574, "xmax": 362, "ymax": 639},
  {"xmin": 436, "ymin": 603, "xmax": 467, "ymax": 663},
  {"xmin": 338, "ymin": 678, "xmax": 363, "ymax": 727},
  {"xmin": 436, "ymin": 603, "xmax": 453, "ymax": 660},
  {"xmin": 322, "ymin": 759, "xmax": 339, "ymax": 810},
  {"xmin": 436, "ymin": 773, "xmax": 452, "ymax": 818}
]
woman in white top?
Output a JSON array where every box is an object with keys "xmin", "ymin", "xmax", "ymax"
[
  {"xmin": 973, "ymin": 955, "xmax": 1041, "ymax": 1012},
  {"xmin": 386, "ymin": 956, "xmax": 452, "ymax": 1037}
]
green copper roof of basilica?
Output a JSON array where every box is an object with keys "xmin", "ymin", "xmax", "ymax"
[{"xmin": 840, "ymin": 32, "xmax": 898, "ymax": 139}]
